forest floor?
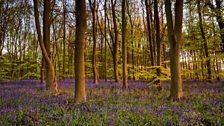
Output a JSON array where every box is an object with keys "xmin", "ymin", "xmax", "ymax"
[{"xmin": 0, "ymin": 79, "xmax": 224, "ymax": 125}]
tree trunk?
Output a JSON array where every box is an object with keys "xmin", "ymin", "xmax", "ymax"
[
  {"xmin": 165, "ymin": 0, "xmax": 183, "ymax": 101},
  {"xmin": 41, "ymin": 57, "xmax": 44, "ymax": 83},
  {"xmin": 89, "ymin": 0, "xmax": 99, "ymax": 84},
  {"xmin": 154, "ymin": 0, "xmax": 162, "ymax": 89},
  {"xmin": 111, "ymin": 0, "xmax": 120, "ymax": 82},
  {"xmin": 74, "ymin": 0, "xmax": 87, "ymax": 103},
  {"xmin": 145, "ymin": 0, "xmax": 154, "ymax": 66},
  {"xmin": 63, "ymin": 0, "xmax": 66, "ymax": 80},
  {"xmin": 197, "ymin": 0, "xmax": 212, "ymax": 81},
  {"xmin": 33, "ymin": 0, "xmax": 58, "ymax": 92},
  {"xmin": 104, "ymin": 0, "xmax": 107, "ymax": 82},
  {"xmin": 122, "ymin": 0, "xmax": 128, "ymax": 89}
]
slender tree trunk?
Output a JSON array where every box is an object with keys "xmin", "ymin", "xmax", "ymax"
[
  {"xmin": 165, "ymin": 0, "xmax": 183, "ymax": 101},
  {"xmin": 145, "ymin": 0, "xmax": 154, "ymax": 66},
  {"xmin": 154, "ymin": 0, "xmax": 162, "ymax": 89},
  {"xmin": 104, "ymin": 0, "xmax": 107, "ymax": 82},
  {"xmin": 74, "ymin": 0, "xmax": 87, "ymax": 103},
  {"xmin": 111, "ymin": 0, "xmax": 119, "ymax": 82},
  {"xmin": 122, "ymin": 0, "xmax": 128, "ymax": 89},
  {"xmin": 89, "ymin": 0, "xmax": 99, "ymax": 84},
  {"xmin": 197, "ymin": 0, "xmax": 212, "ymax": 81},
  {"xmin": 63, "ymin": 0, "xmax": 66, "ymax": 79}
]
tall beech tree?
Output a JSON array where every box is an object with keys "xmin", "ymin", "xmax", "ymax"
[
  {"xmin": 111, "ymin": 0, "xmax": 120, "ymax": 82},
  {"xmin": 104, "ymin": 0, "xmax": 107, "ymax": 82},
  {"xmin": 154, "ymin": 0, "xmax": 162, "ymax": 88},
  {"xmin": 197, "ymin": 0, "xmax": 212, "ymax": 81},
  {"xmin": 62, "ymin": 0, "xmax": 67, "ymax": 79},
  {"xmin": 165, "ymin": 0, "xmax": 183, "ymax": 100},
  {"xmin": 74, "ymin": 0, "xmax": 87, "ymax": 103},
  {"xmin": 33, "ymin": 0, "xmax": 58, "ymax": 91},
  {"xmin": 89, "ymin": 0, "xmax": 99, "ymax": 84},
  {"xmin": 122, "ymin": 0, "xmax": 128, "ymax": 89},
  {"xmin": 145, "ymin": 0, "xmax": 154, "ymax": 66}
]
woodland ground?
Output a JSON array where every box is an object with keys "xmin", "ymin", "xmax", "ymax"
[{"xmin": 0, "ymin": 79, "xmax": 224, "ymax": 125}]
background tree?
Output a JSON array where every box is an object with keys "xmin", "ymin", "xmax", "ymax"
[
  {"xmin": 122, "ymin": 0, "xmax": 128, "ymax": 89},
  {"xmin": 111, "ymin": 0, "xmax": 120, "ymax": 82},
  {"xmin": 145, "ymin": 0, "xmax": 154, "ymax": 66},
  {"xmin": 197, "ymin": 0, "xmax": 212, "ymax": 81},
  {"xmin": 154, "ymin": 0, "xmax": 162, "ymax": 89},
  {"xmin": 89, "ymin": 0, "xmax": 99, "ymax": 84}
]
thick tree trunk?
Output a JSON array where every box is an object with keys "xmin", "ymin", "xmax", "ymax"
[
  {"xmin": 165, "ymin": 0, "xmax": 183, "ymax": 101},
  {"xmin": 46, "ymin": 61, "xmax": 57, "ymax": 90},
  {"xmin": 33, "ymin": 0, "xmax": 58, "ymax": 92},
  {"xmin": 41, "ymin": 57, "xmax": 44, "ymax": 83},
  {"xmin": 43, "ymin": 0, "xmax": 58, "ymax": 91},
  {"xmin": 74, "ymin": 0, "xmax": 87, "ymax": 103}
]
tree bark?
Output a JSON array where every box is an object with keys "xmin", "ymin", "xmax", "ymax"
[
  {"xmin": 33, "ymin": 0, "xmax": 58, "ymax": 92},
  {"xmin": 122, "ymin": 0, "xmax": 128, "ymax": 89},
  {"xmin": 74, "ymin": 0, "xmax": 87, "ymax": 103},
  {"xmin": 165, "ymin": 0, "xmax": 183, "ymax": 101},
  {"xmin": 41, "ymin": 57, "xmax": 44, "ymax": 83},
  {"xmin": 154, "ymin": 0, "xmax": 162, "ymax": 89},
  {"xmin": 89, "ymin": 0, "xmax": 99, "ymax": 84},
  {"xmin": 62, "ymin": 0, "xmax": 66, "ymax": 80},
  {"xmin": 104, "ymin": 0, "xmax": 107, "ymax": 82},
  {"xmin": 111, "ymin": 0, "xmax": 120, "ymax": 82},
  {"xmin": 145, "ymin": 0, "xmax": 154, "ymax": 66},
  {"xmin": 197, "ymin": 0, "xmax": 212, "ymax": 81}
]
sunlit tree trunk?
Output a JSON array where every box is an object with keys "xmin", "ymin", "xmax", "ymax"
[
  {"xmin": 33, "ymin": 0, "xmax": 58, "ymax": 91},
  {"xmin": 165, "ymin": 0, "xmax": 183, "ymax": 101},
  {"xmin": 89, "ymin": 0, "xmax": 99, "ymax": 84},
  {"xmin": 74, "ymin": 0, "xmax": 87, "ymax": 103}
]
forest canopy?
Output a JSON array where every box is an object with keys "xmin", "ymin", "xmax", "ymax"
[{"xmin": 0, "ymin": 0, "xmax": 223, "ymax": 82}]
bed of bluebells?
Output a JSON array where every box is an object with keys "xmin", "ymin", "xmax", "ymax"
[{"xmin": 0, "ymin": 79, "xmax": 224, "ymax": 125}]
